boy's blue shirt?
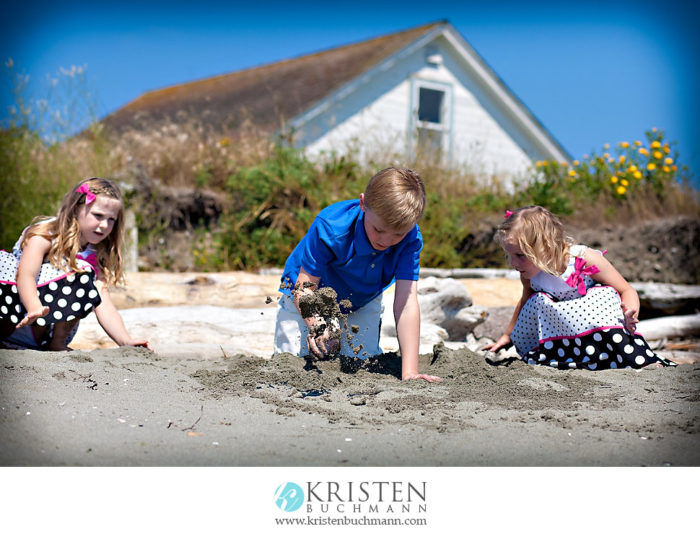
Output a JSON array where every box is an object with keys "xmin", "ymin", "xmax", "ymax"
[{"xmin": 280, "ymin": 199, "xmax": 422, "ymax": 311}]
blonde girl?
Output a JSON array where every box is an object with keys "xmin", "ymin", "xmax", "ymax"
[
  {"xmin": 483, "ymin": 206, "xmax": 673, "ymax": 370},
  {"xmin": 0, "ymin": 177, "xmax": 150, "ymax": 351}
]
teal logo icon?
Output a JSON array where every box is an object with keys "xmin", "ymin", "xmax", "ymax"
[{"xmin": 275, "ymin": 482, "xmax": 304, "ymax": 512}]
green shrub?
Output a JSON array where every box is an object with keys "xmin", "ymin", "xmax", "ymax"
[{"xmin": 213, "ymin": 145, "xmax": 366, "ymax": 269}]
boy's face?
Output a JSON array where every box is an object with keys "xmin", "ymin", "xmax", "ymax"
[{"xmin": 360, "ymin": 194, "xmax": 412, "ymax": 251}]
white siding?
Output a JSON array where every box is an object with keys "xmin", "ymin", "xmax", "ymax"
[
  {"xmin": 293, "ymin": 34, "xmax": 561, "ymax": 187},
  {"xmin": 303, "ymin": 80, "xmax": 412, "ymax": 162}
]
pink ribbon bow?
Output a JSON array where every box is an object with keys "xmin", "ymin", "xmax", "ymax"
[
  {"xmin": 76, "ymin": 184, "xmax": 96, "ymax": 205},
  {"xmin": 76, "ymin": 252, "xmax": 99, "ymax": 275},
  {"xmin": 504, "ymin": 210, "xmax": 513, "ymax": 219},
  {"xmin": 566, "ymin": 257, "xmax": 600, "ymax": 295}
]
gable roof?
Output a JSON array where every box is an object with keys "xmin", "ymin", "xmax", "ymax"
[
  {"xmin": 102, "ymin": 20, "xmax": 570, "ymax": 162},
  {"xmin": 102, "ymin": 21, "xmax": 445, "ymax": 134}
]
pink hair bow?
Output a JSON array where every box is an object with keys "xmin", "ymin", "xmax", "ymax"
[
  {"xmin": 566, "ymin": 257, "xmax": 600, "ymax": 295},
  {"xmin": 76, "ymin": 184, "xmax": 96, "ymax": 205},
  {"xmin": 504, "ymin": 210, "xmax": 513, "ymax": 219}
]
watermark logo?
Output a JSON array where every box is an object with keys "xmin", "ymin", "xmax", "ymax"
[{"xmin": 274, "ymin": 482, "xmax": 304, "ymax": 512}]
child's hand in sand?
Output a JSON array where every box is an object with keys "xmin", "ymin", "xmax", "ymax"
[
  {"xmin": 482, "ymin": 334, "xmax": 512, "ymax": 353},
  {"xmin": 308, "ymin": 335, "xmax": 340, "ymax": 359},
  {"xmin": 305, "ymin": 316, "xmax": 341, "ymax": 359},
  {"xmin": 16, "ymin": 305, "xmax": 50, "ymax": 329},
  {"xmin": 403, "ymin": 372, "xmax": 442, "ymax": 383},
  {"xmin": 123, "ymin": 338, "xmax": 154, "ymax": 351}
]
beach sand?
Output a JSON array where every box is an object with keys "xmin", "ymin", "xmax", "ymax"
[
  {"xmin": 1, "ymin": 336, "xmax": 698, "ymax": 466},
  {"xmin": 1, "ymin": 272, "xmax": 697, "ymax": 466}
]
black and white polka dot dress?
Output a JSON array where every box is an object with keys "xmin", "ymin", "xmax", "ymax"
[
  {"xmin": 510, "ymin": 245, "xmax": 674, "ymax": 370},
  {"xmin": 0, "ymin": 235, "xmax": 102, "ymax": 332}
]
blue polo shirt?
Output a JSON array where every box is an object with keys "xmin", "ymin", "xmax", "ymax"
[{"xmin": 280, "ymin": 199, "xmax": 422, "ymax": 311}]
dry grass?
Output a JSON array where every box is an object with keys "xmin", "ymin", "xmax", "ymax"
[{"xmin": 106, "ymin": 120, "xmax": 275, "ymax": 188}]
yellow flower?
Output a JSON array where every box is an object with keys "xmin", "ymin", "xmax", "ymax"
[
  {"xmin": 664, "ymin": 157, "xmax": 673, "ymax": 165},
  {"xmin": 652, "ymin": 127, "xmax": 657, "ymax": 132},
  {"xmin": 573, "ymin": 160, "xmax": 579, "ymax": 166},
  {"xmin": 663, "ymin": 145, "xmax": 670, "ymax": 154},
  {"xmin": 619, "ymin": 155, "xmax": 626, "ymax": 164},
  {"xmin": 603, "ymin": 152, "xmax": 610, "ymax": 159},
  {"xmin": 561, "ymin": 162, "xmax": 568, "ymax": 167},
  {"xmin": 672, "ymin": 165, "xmax": 678, "ymax": 171},
  {"xmin": 638, "ymin": 147, "xmax": 649, "ymax": 156},
  {"xmin": 620, "ymin": 141, "xmax": 629, "ymax": 148},
  {"xmin": 651, "ymin": 140, "xmax": 661, "ymax": 149},
  {"xmin": 634, "ymin": 140, "xmax": 642, "ymax": 146},
  {"xmin": 633, "ymin": 171, "xmax": 642, "ymax": 179},
  {"xmin": 663, "ymin": 166, "xmax": 671, "ymax": 173},
  {"xmin": 219, "ymin": 137, "xmax": 231, "ymax": 147},
  {"xmin": 603, "ymin": 143, "xmax": 610, "ymax": 150},
  {"xmin": 621, "ymin": 179, "xmax": 629, "ymax": 186},
  {"xmin": 647, "ymin": 163, "xmax": 656, "ymax": 171},
  {"xmin": 627, "ymin": 165, "xmax": 637, "ymax": 172},
  {"xmin": 568, "ymin": 169, "xmax": 577, "ymax": 177},
  {"xmin": 610, "ymin": 176, "xmax": 619, "ymax": 183},
  {"xmin": 617, "ymin": 186, "xmax": 627, "ymax": 195},
  {"xmin": 535, "ymin": 160, "xmax": 542, "ymax": 167},
  {"xmin": 653, "ymin": 151, "xmax": 663, "ymax": 160}
]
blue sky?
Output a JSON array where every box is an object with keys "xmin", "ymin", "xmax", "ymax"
[{"xmin": 2, "ymin": 0, "xmax": 699, "ymax": 179}]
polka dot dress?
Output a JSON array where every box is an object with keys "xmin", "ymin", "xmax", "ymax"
[
  {"xmin": 510, "ymin": 245, "xmax": 674, "ymax": 370},
  {"xmin": 0, "ymin": 241, "xmax": 102, "ymax": 330}
]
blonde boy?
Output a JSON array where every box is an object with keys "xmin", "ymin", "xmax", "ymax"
[{"xmin": 274, "ymin": 167, "xmax": 440, "ymax": 382}]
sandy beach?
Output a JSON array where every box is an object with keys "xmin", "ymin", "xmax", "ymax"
[{"xmin": 1, "ymin": 272, "xmax": 698, "ymax": 466}]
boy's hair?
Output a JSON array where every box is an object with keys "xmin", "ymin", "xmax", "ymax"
[
  {"xmin": 363, "ymin": 167, "xmax": 426, "ymax": 231},
  {"xmin": 497, "ymin": 205, "xmax": 573, "ymax": 275},
  {"xmin": 23, "ymin": 177, "xmax": 126, "ymax": 285}
]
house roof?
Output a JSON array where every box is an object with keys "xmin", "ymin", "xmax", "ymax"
[
  {"xmin": 102, "ymin": 20, "xmax": 570, "ymax": 162},
  {"xmin": 102, "ymin": 21, "xmax": 445, "ymax": 134}
]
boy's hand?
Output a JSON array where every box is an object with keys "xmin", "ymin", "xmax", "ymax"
[
  {"xmin": 306, "ymin": 317, "xmax": 340, "ymax": 359},
  {"xmin": 307, "ymin": 331, "xmax": 340, "ymax": 359},
  {"xmin": 402, "ymin": 373, "xmax": 442, "ymax": 383},
  {"xmin": 16, "ymin": 306, "xmax": 50, "ymax": 329}
]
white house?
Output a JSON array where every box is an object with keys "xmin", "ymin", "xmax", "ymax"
[
  {"xmin": 104, "ymin": 21, "xmax": 570, "ymax": 184},
  {"xmin": 292, "ymin": 21, "xmax": 570, "ymax": 183}
]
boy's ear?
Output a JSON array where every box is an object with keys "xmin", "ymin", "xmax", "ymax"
[{"xmin": 359, "ymin": 193, "xmax": 366, "ymax": 211}]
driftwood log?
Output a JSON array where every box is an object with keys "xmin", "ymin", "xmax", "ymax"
[
  {"xmin": 637, "ymin": 313, "xmax": 700, "ymax": 341},
  {"xmin": 634, "ymin": 282, "xmax": 700, "ymax": 317}
]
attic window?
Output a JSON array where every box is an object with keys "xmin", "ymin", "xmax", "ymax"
[
  {"xmin": 418, "ymin": 88, "xmax": 444, "ymax": 124},
  {"xmin": 411, "ymin": 80, "xmax": 452, "ymax": 163}
]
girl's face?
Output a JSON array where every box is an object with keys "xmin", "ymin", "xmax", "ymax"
[
  {"xmin": 76, "ymin": 195, "xmax": 121, "ymax": 247},
  {"xmin": 503, "ymin": 239, "xmax": 540, "ymax": 280}
]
